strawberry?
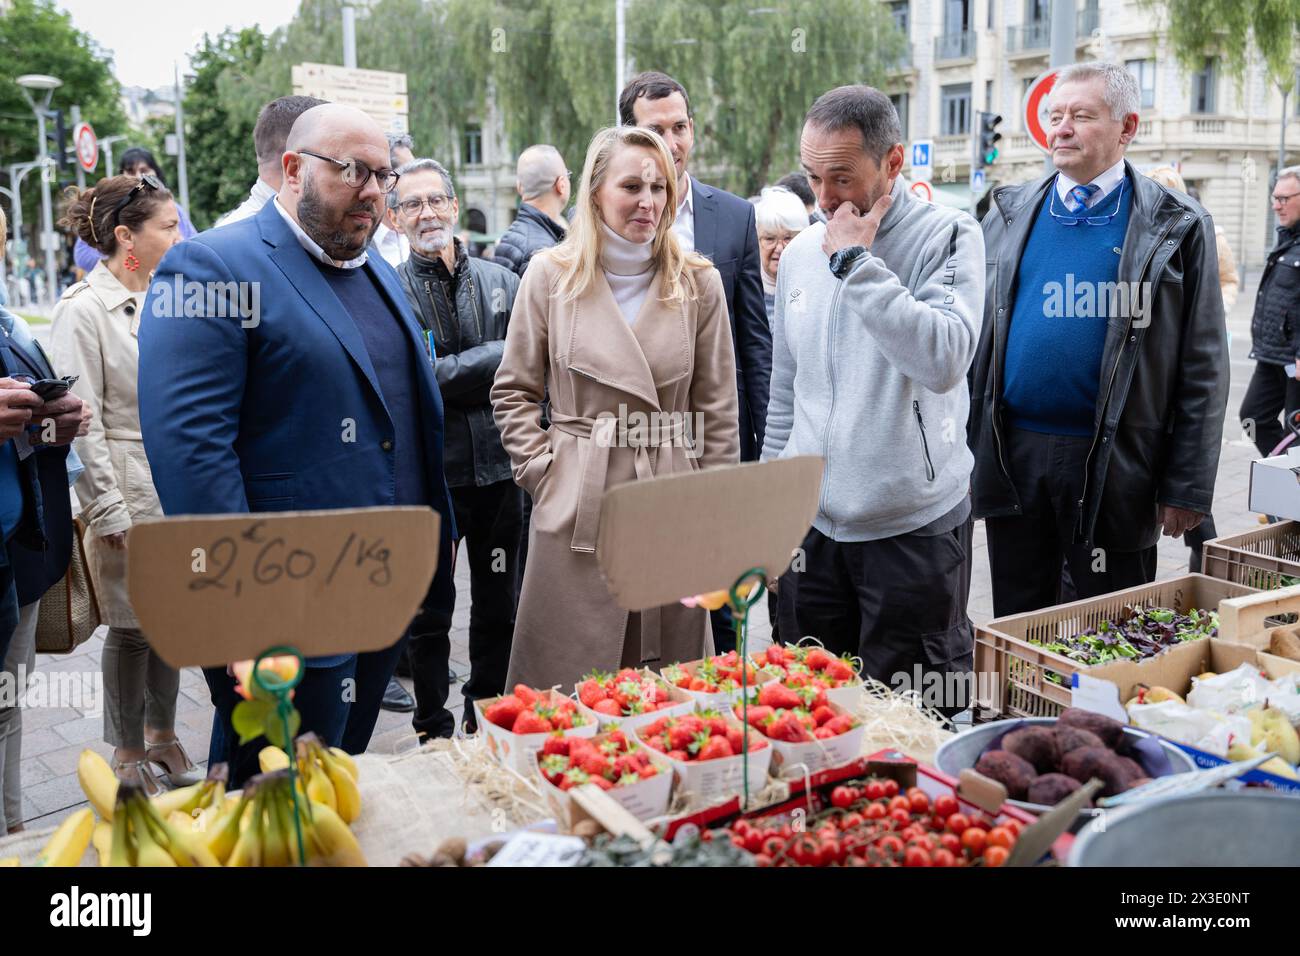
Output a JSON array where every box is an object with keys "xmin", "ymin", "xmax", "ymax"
[
  {"xmin": 765, "ymin": 645, "xmax": 788, "ymax": 667},
  {"xmin": 758, "ymin": 683, "xmax": 802, "ymax": 710},
  {"xmin": 738, "ymin": 704, "xmax": 773, "ymax": 727},
  {"xmin": 539, "ymin": 753, "xmax": 569, "ymax": 783},
  {"xmin": 704, "ymin": 714, "xmax": 728, "ymax": 737},
  {"xmin": 827, "ymin": 659, "xmax": 856, "ymax": 682},
  {"xmin": 668, "ymin": 723, "xmax": 697, "ymax": 751},
  {"xmin": 814, "ymin": 727, "xmax": 836, "ymax": 739},
  {"xmin": 812, "ymin": 705, "xmax": 837, "ymax": 727},
  {"xmin": 726, "ymin": 727, "xmax": 743, "ymax": 753},
  {"xmin": 559, "ymin": 768, "xmax": 589, "ymax": 790},
  {"xmin": 484, "ymin": 696, "xmax": 524, "ymax": 729},
  {"xmin": 653, "ymin": 684, "xmax": 669, "ymax": 703},
  {"xmin": 589, "ymin": 775, "xmax": 614, "ymax": 790},
  {"xmin": 593, "ymin": 698, "xmax": 622, "ymax": 716},
  {"xmin": 824, "ymin": 715, "xmax": 856, "ymax": 736},
  {"xmin": 578, "ymin": 679, "xmax": 608, "ymax": 708},
  {"xmin": 552, "ymin": 710, "xmax": 575, "ymax": 730},
  {"xmin": 581, "ymin": 752, "xmax": 612, "ymax": 777},
  {"xmin": 541, "ymin": 735, "xmax": 570, "ymax": 756},
  {"xmin": 607, "ymin": 729, "xmax": 627, "ymax": 748},
  {"xmin": 637, "ymin": 763, "xmax": 659, "ymax": 779},
  {"xmin": 512, "ymin": 710, "xmax": 553, "ymax": 734},
  {"xmin": 513, "ymin": 684, "xmax": 541, "ymax": 705},
  {"xmin": 805, "ymin": 648, "xmax": 834, "ymax": 671},
  {"xmin": 667, "ymin": 749, "xmax": 689, "ymax": 761},
  {"xmin": 698, "ymin": 736, "xmax": 734, "ymax": 760}
]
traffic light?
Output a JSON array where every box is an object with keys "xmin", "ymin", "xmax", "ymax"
[
  {"xmin": 44, "ymin": 108, "xmax": 70, "ymax": 171},
  {"xmin": 977, "ymin": 111, "xmax": 1003, "ymax": 168}
]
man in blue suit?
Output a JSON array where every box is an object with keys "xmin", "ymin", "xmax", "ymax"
[
  {"xmin": 621, "ymin": 71, "xmax": 772, "ymax": 653},
  {"xmin": 139, "ymin": 104, "xmax": 457, "ymax": 786}
]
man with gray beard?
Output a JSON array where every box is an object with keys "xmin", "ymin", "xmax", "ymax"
[{"xmin": 388, "ymin": 159, "xmax": 521, "ymax": 738}]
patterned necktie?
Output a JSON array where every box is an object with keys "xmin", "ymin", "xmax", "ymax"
[{"xmin": 1067, "ymin": 183, "xmax": 1100, "ymax": 212}]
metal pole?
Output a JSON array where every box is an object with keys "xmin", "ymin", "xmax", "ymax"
[
  {"xmin": 342, "ymin": 2, "xmax": 357, "ymax": 69},
  {"xmin": 173, "ymin": 64, "xmax": 190, "ymax": 213},
  {"xmin": 1281, "ymin": 85, "xmax": 1291, "ymax": 178},
  {"xmin": 1046, "ymin": 0, "xmax": 1076, "ymax": 174},
  {"xmin": 615, "ymin": 0, "xmax": 626, "ymax": 125},
  {"xmin": 35, "ymin": 109, "xmax": 58, "ymax": 307},
  {"xmin": 71, "ymin": 104, "xmax": 85, "ymax": 190}
]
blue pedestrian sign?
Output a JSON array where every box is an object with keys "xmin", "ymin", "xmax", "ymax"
[
  {"xmin": 909, "ymin": 140, "xmax": 933, "ymax": 183},
  {"xmin": 971, "ymin": 168, "xmax": 986, "ymax": 193}
]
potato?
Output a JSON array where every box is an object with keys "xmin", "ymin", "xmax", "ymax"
[
  {"xmin": 1053, "ymin": 724, "xmax": 1104, "ymax": 761},
  {"xmin": 1027, "ymin": 773, "xmax": 1083, "ymax": 806},
  {"xmin": 1057, "ymin": 707, "xmax": 1125, "ymax": 749},
  {"xmin": 975, "ymin": 749, "xmax": 1038, "ymax": 800},
  {"xmin": 1003, "ymin": 726, "xmax": 1059, "ymax": 774}
]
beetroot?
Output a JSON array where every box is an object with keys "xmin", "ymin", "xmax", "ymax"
[
  {"xmin": 975, "ymin": 749, "xmax": 1037, "ymax": 800},
  {"xmin": 1003, "ymin": 726, "xmax": 1059, "ymax": 774}
]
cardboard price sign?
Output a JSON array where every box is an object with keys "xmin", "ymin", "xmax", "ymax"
[
  {"xmin": 596, "ymin": 456, "xmax": 824, "ymax": 611},
  {"xmin": 128, "ymin": 507, "xmax": 439, "ymax": 669}
]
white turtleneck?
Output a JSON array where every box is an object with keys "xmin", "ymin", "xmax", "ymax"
[{"xmin": 600, "ymin": 221, "xmax": 656, "ymax": 325}]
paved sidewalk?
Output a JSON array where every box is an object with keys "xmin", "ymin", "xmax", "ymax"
[{"xmin": 12, "ymin": 276, "xmax": 1265, "ymax": 831}]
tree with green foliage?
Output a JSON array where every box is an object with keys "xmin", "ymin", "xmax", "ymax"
[{"xmin": 0, "ymin": 0, "xmax": 129, "ymax": 249}]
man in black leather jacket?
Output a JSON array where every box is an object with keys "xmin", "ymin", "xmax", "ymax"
[
  {"xmin": 494, "ymin": 144, "xmax": 569, "ymax": 278},
  {"xmin": 388, "ymin": 158, "xmax": 522, "ymax": 737},
  {"xmin": 1239, "ymin": 166, "xmax": 1300, "ymax": 458},
  {"xmin": 969, "ymin": 62, "xmax": 1228, "ymax": 616}
]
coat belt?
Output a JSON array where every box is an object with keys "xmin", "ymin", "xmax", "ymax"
[
  {"xmin": 548, "ymin": 409, "xmax": 686, "ymax": 664},
  {"xmin": 103, "ymin": 428, "xmax": 143, "ymax": 441}
]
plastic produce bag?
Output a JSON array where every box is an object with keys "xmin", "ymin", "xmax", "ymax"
[
  {"xmin": 1187, "ymin": 664, "xmax": 1272, "ymax": 714},
  {"xmin": 1127, "ymin": 699, "xmax": 1251, "ymax": 757}
]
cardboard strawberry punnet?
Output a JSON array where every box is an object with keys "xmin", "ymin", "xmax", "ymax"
[
  {"xmin": 535, "ymin": 729, "xmax": 674, "ymax": 822},
  {"xmin": 661, "ymin": 650, "xmax": 781, "ymax": 710},
  {"xmin": 475, "ymin": 684, "xmax": 599, "ymax": 773},
  {"xmin": 574, "ymin": 667, "xmax": 695, "ymax": 733},
  {"xmin": 753, "ymin": 642, "xmax": 864, "ymax": 710},
  {"xmin": 633, "ymin": 710, "xmax": 772, "ymax": 802},
  {"xmin": 736, "ymin": 692, "xmax": 866, "ymax": 778}
]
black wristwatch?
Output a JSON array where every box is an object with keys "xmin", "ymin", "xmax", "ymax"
[{"xmin": 829, "ymin": 245, "xmax": 867, "ymax": 279}]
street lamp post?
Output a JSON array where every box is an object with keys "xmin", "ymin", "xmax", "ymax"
[
  {"xmin": 99, "ymin": 134, "xmax": 129, "ymax": 177},
  {"xmin": 17, "ymin": 73, "xmax": 63, "ymax": 309}
]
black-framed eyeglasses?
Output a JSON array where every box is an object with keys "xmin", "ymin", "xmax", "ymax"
[
  {"xmin": 110, "ymin": 173, "xmax": 163, "ymax": 229},
  {"xmin": 396, "ymin": 194, "xmax": 453, "ymax": 216},
  {"xmin": 298, "ymin": 150, "xmax": 399, "ymax": 194},
  {"xmin": 1272, "ymin": 192, "xmax": 1300, "ymax": 206}
]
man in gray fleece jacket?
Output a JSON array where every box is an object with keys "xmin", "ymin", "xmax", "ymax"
[{"xmin": 763, "ymin": 85, "xmax": 985, "ymax": 714}]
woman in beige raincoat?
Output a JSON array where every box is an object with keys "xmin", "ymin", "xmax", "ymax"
[{"xmin": 492, "ymin": 126, "xmax": 739, "ymax": 691}]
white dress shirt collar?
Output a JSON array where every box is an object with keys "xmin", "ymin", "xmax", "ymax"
[
  {"xmin": 272, "ymin": 196, "xmax": 369, "ymax": 269},
  {"xmin": 1055, "ymin": 158, "xmax": 1128, "ymax": 209}
]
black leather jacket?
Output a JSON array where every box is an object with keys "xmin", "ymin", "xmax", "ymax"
[
  {"xmin": 494, "ymin": 203, "xmax": 567, "ymax": 277},
  {"xmin": 1249, "ymin": 224, "xmax": 1300, "ymax": 366},
  {"xmin": 968, "ymin": 162, "xmax": 1229, "ymax": 551},
  {"xmin": 398, "ymin": 241, "xmax": 519, "ymax": 488}
]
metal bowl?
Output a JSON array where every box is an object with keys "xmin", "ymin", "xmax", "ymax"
[
  {"xmin": 1069, "ymin": 791, "xmax": 1300, "ymax": 866},
  {"xmin": 933, "ymin": 717, "xmax": 1198, "ymax": 820}
]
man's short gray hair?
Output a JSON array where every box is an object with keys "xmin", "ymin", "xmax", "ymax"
[
  {"xmin": 1054, "ymin": 61, "xmax": 1141, "ymax": 121},
  {"xmin": 1278, "ymin": 165, "xmax": 1300, "ymax": 189},
  {"xmin": 516, "ymin": 144, "xmax": 566, "ymax": 200},
  {"xmin": 387, "ymin": 131, "xmax": 414, "ymax": 166},
  {"xmin": 387, "ymin": 158, "xmax": 456, "ymax": 209},
  {"xmin": 803, "ymin": 85, "xmax": 901, "ymax": 163}
]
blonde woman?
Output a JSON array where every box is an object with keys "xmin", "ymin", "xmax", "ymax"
[
  {"xmin": 53, "ymin": 175, "xmax": 199, "ymax": 792},
  {"xmin": 491, "ymin": 126, "xmax": 740, "ymax": 691}
]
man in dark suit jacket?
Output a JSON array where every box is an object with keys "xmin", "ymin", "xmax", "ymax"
[
  {"xmin": 621, "ymin": 71, "xmax": 772, "ymax": 654},
  {"xmin": 139, "ymin": 104, "xmax": 458, "ymax": 785},
  {"xmin": 620, "ymin": 71, "xmax": 772, "ymax": 464}
]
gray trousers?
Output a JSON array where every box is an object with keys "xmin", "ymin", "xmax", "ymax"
[
  {"xmin": 0, "ymin": 602, "xmax": 39, "ymax": 831},
  {"xmin": 102, "ymin": 626, "xmax": 179, "ymax": 750}
]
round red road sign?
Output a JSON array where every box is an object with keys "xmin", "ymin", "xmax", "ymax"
[
  {"xmin": 909, "ymin": 179, "xmax": 933, "ymax": 202},
  {"xmin": 1022, "ymin": 69, "xmax": 1059, "ymax": 154},
  {"xmin": 74, "ymin": 122, "xmax": 98, "ymax": 173}
]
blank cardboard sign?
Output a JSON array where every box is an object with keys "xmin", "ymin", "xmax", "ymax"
[
  {"xmin": 127, "ymin": 507, "xmax": 440, "ymax": 669},
  {"xmin": 596, "ymin": 456, "xmax": 824, "ymax": 611}
]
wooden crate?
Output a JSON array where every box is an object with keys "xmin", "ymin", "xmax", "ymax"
[{"xmin": 974, "ymin": 574, "xmax": 1257, "ymax": 718}]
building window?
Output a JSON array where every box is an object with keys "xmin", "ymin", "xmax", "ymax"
[
  {"xmin": 944, "ymin": 0, "xmax": 970, "ymax": 34},
  {"xmin": 1020, "ymin": 76, "xmax": 1036, "ymax": 129},
  {"xmin": 987, "ymin": 0, "xmax": 994, "ymax": 30},
  {"xmin": 889, "ymin": 0, "xmax": 909, "ymax": 34},
  {"xmin": 890, "ymin": 92, "xmax": 910, "ymax": 140},
  {"xmin": 1126, "ymin": 59, "xmax": 1156, "ymax": 109},
  {"xmin": 941, "ymin": 82, "xmax": 973, "ymax": 135},
  {"xmin": 462, "ymin": 124, "xmax": 483, "ymax": 165},
  {"xmin": 1191, "ymin": 58, "xmax": 1217, "ymax": 114},
  {"xmin": 1024, "ymin": 0, "xmax": 1048, "ymax": 23}
]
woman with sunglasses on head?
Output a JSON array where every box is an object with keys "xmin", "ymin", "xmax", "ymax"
[
  {"xmin": 52, "ymin": 175, "xmax": 198, "ymax": 793},
  {"xmin": 72, "ymin": 148, "xmax": 196, "ymax": 276}
]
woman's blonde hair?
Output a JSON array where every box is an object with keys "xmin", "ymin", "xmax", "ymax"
[
  {"xmin": 1146, "ymin": 165, "xmax": 1186, "ymax": 194},
  {"xmin": 548, "ymin": 125, "xmax": 710, "ymax": 303}
]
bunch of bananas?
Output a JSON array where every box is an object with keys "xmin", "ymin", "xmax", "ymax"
[
  {"xmin": 0, "ymin": 807, "xmax": 96, "ymax": 867},
  {"xmin": 106, "ymin": 782, "xmax": 223, "ymax": 867},
  {"xmin": 218, "ymin": 770, "xmax": 366, "ymax": 867},
  {"xmin": 258, "ymin": 734, "xmax": 361, "ymax": 824}
]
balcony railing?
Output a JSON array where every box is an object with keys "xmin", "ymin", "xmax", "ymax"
[
  {"xmin": 934, "ymin": 30, "xmax": 974, "ymax": 61},
  {"xmin": 1006, "ymin": 21, "xmax": 1051, "ymax": 54}
]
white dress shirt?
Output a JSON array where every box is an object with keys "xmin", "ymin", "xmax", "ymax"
[
  {"xmin": 271, "ymin": 197, "xmax": 368, "ymax": 269},
  {"xmin": 670, "ymin": 175, "xmax": 695, "ymax": 253},
  {"xmin": 1055, "ymin": 158, "xmax": 1127, "ymax": 210},
  {"xmin": 215, "ymin": 179, "xmax": 276, "ymax": 228},
  {"xmin": 371, "ymin": 222, "xmax": 410, "ymax": 267}
]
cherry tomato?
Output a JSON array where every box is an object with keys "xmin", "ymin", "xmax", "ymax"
[
  {"xmin": 831, "ymin": 786, "xmax": 856, "ymax": 809},
  {"xmin": 840, "ymin": 812, "xmax": 864, "ymax": 831},
  {"xmin": 762, "ymin": 835, "xmax": 785, "ymax": 858},
  {"xmin": 1003, "ymin": 820, "xmax": 1023, "ymax": 837},
  {"xmin": 882, "ymin": 779, "xmax": 900, "ymax": 798},
  {"xmin": 791, "ymin": 834, "xmax": 820, "ymax": 866},
  {"xmin": 865, "ymin": 780, "xmax": 886, "ymax": 800},
  {"xmin": 940, "ymin": 832, "xmax": 962, "ymax": 855},
  {"xmin": 903, "ymin": 846, "xmax": 932, "ymax": 867},
  {"xmin": 876, "ymin": 834, "xmax": 905, "ymax": 858},
  {"xmin": 754, "ymin": 853, "xmax": 773, "ymax": 867},
  {"xmin": 889, "ymin": 808, "xmax": 911, "ymax": 826},
  {"xmin": 744, "ymin": 830, "xmax": 764, "ymax": 853},
  {"xmin": 821, "ymin": 837, "xmax": 845, "ymax": 866},
  {"xmin": 986, "ymin": 826, "xmax": 1015, "ymax": 849},
  {"xmin": 932, "ymin": 848, "xmax": 957, "ymax": 867},
  {"xmin": 934, "ymin": 794, "xmax": 959, "ymax": 819},
  {"xmin": 929, "ymin": 815, "xmax": 947, "ymax": 832},
  {"xmin": 900, "ymin": 824, "xmax": 926, "ymax": 841},
  {"xmin": 983, "ymin": 845, "xmax": 1010, "ymax": 867},
  {"xmin": 961, "ymin": 827, "xmax": 987, "ymax": 857},
  {"xmin": 946, "ymin": 812, "xmax": 970, "ymax": 835},
  {"xmin": 888, "ymin": 796, "xmax": 911, "ymax": 813},
  {"xmin": 909, "ymin": 792, "xmax": 931, "ymax": 814},
  {"xmin": 864, "ymin": 802, "xmax": 887, "ymax": 820}
]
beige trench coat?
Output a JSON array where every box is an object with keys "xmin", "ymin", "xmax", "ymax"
[
  {"xmin": 491, "ymin": 254, "xmax": 740, "ymax": 691},
  {"xmin": 49, "ymin": 262, "xmax": 162, "ymax": 628}
]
